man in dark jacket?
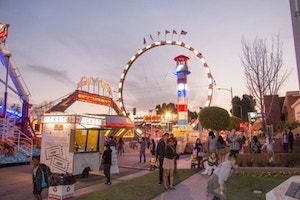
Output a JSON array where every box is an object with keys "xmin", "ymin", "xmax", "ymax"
[
  {"xmin": 156, "ymin": 132, "xmax": 169, "ymax": 184},
  {"xmin": 32, "ymin": 156, "xmax": 44, "ymax": 200},
  {"xmin": 102, "ymin": 144, "xmax": 112, "ymax": 185},
  {"xmin": 288, "ymin": 127, "xmax": 295, "ymax": 152}
]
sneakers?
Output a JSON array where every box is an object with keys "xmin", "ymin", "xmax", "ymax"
[{"xmin": 105, "ymin": 182, "xmax": 112, "ymax": 185}]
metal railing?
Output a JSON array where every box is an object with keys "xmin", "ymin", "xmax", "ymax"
[{"xmin": 0, "ymin": 117, "xmax": 33, "ymax": 159}]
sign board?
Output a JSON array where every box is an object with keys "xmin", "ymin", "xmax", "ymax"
[
  {"xmin": 48, "ymin": 184, "xmax": 75, "ymax": 200},
  {"xmin": 110, "ymin": 146, "xmax": 119, "ymax": 174}
]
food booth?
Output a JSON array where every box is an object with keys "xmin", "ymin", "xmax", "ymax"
[{"xmin": 40, "ymin": 113, "xmax": 106, "ymax": 175}]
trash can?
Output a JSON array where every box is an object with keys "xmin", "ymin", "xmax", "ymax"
[{"xmin": 48, "ymin": 173, "xmax": 76, "ymax": 200}]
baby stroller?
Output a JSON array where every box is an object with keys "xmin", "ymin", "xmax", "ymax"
[
  {"xmin": 150, "ymin": 156, "xmax": 157, "ymax": 171},
  {"xmin": 190, "ymin": 154, "xmax": 198, "ymax": 168}
]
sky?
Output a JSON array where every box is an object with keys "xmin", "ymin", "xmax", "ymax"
[{"xmin": 0, "ymin": 0, "xmax": 298, "ymax": 117}]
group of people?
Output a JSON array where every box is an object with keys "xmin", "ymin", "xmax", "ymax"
[
  {"xmin": 282, "ymin": 127, "xmax": 295, "ymax": 153},
  {"xmin": 190, "ymin": 131, "xmax": 237, "ymax": 200}
]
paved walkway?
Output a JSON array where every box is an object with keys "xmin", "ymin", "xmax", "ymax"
[
  {"xmin": 152, "ymin": 172, "xmax": 209, "ymax": 200},
  {"xmin": 0, "ymin": 149, "xmax": 210, "ymax": 200}
]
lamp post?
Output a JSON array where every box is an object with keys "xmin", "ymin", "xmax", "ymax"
[
  {"xmin": 235, "ymin": 104, "xmax": 243, "ymax": 121},
  {"xmin": 165, "ymin": 111, "xmax": 171, "ymax": 132},
  {"xmin": 217, "ymin": 87, "xmax": 233, "ymax": 115},
  {"xmin": 149, "ymin": 109, "xmax": 153, "ymax": 136}
]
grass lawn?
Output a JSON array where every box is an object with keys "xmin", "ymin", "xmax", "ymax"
[
  {"xmin": 75, "ymin": 168, "xmax": 296, "ymax": 200},
  {"xmin": 75, "ymin": 169, "xmax": 198, "ymax": 200},
  {"xmin": 227, "ymin": 174, "xmax": 292, "ymax": 200}
]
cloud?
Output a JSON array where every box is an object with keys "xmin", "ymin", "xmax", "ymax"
[{"xmin": 26, "ymin": 64, "xmax": 75, "ymax": 85}]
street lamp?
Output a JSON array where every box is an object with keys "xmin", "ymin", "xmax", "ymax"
[
  {"xmin": 149, "ymin": 109, "xmax": 153, "ymax": 136},
  {"xmin": 234, "ymin": 104, "xmax": 243, "ymax": 121},
  {"xmin": 165, "ymin": 111, "xmax": 171, "ymax": 132},
  {"xmin": 217, "ymin": 87, "xmax": 233, "ymax": 115}
]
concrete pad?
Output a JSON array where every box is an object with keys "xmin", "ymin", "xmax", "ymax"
[{"xmin": 266, "ymin": 175, "xmax": 300, "ymax": 200}]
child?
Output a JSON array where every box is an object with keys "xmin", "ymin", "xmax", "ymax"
[
  {"xmin": 201, "ymin": 151, "xmax": 218, "ymax": 176},
  {"xmin": 150, "ymin": 156, "xmax": 157, "ymax": 171},
  {"xmin": 32, "ymin": 156, "xmax": 44, "ymax": 200}
]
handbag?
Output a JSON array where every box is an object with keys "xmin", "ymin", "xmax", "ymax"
[{"xmin": 175, "ymin": 153, "xmax": 180, "ymax": 160}]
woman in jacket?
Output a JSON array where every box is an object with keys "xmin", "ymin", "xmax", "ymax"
[{"xmin": 163, "ymin": 137, "xmax": 177, "ymax": 190}]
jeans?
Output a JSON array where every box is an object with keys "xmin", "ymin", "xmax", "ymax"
[
  {"xmin": 140, "ymin": 150, "xmax": 146, "ymax": 162},
  {"xmin": 103, "ymin": 163, "xmax": 111, "ymax": 183}
]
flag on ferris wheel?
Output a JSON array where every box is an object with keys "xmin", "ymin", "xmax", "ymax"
[
  {"xmin": 150, "ymin": 34, "xmax": 154, "ymax": 41},
  {"xmin": 180, "ymin": 30, "xmax": 187, "ymax": 35},
  {"xmin": 143, "ymin": 37, "xmax": 146, "ymax": 44},
  {"xmin": 165, "ymin": 30, "xmax": 170, "ymax": 34},
  {"xmin": 0, "ymin": 23, "xmax": 9, "ymax": 42},
  {"xmin": 173, "ymin": 30, "xmax": 177, "ymax": 34}
]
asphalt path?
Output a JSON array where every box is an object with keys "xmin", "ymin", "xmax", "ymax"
[{"xmin": 0, "ymin": 146, "xmax": 192, "ymax": 200}]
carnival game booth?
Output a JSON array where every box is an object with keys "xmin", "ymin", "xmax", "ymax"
[
  {"xmin": 40, "ymin": 113, "xmax": 107, "ymax": 175},
  {"xmin": 103, "ymin": 115, "xmax": 135, "ymax": 139}
]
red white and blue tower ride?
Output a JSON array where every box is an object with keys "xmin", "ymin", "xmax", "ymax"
[{"xmin": 174, "ymin": 55, "xmax": 190, "ymax": 126}]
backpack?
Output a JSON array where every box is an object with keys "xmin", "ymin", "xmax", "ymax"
[{"xmin": 40, "ymin": 163, "xmax": 52, "ymax": 188}]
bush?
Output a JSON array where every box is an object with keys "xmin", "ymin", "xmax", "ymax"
[
  {"xmin": 256, "ymin": 160, "xmax": 265, "ymax": 167},
  {"xmin": 246, "ymin": 159, "xmax": 253, "ymax": 167},
  {"xmin": 285, "ymin": 154, "xmax": 297, "ymax": 167},
  {"xmin": 238, "ymin": 160, "xmax": 243, "ymax": 167}
]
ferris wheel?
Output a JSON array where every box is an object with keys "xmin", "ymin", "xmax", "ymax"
[{"xmin": 118, "ymin": 40, "xmax": 215, "ymax": 116}]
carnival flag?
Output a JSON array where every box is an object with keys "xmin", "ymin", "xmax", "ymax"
[
  {"xmin": 143, "ymin": 38, "xmax": 146, "ymax": 44},
  {"xmin": 165, "ymin": 30, "xmax": 170, "ymax": 34},
  {"xmin": 150, "ymin": 34, "xmax": 154, "ymax": 41},
  {"xmin": 180, "ymin": 30, "xmax": 188, "ymax": 35},
  {"xmin": 173, "ymin": 30, "xmax": 177, "ymax": 34},
  {"xmin": 0, "ymin": 23, "xmax": 9, "ymax": 42}
]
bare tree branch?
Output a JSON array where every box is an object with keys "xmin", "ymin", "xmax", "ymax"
[{"xmin": 240, "ymin": 35, "xmax": 290, "ymax": 135}]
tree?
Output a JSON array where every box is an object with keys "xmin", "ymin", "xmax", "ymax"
[
  {"xmin": 199, "ymin": 106, "xmax": 230, "ymax": 131},
  {"xmin": 241, "ymin": 36, "xmax": 289, "ymax": 134},
  {"xmin": 30, "ymin": 101, "xmax": 55, "ymax": 120},
  {"xmin": 232, "ymin": 94, "xmax": 256, "ymax": 122}
]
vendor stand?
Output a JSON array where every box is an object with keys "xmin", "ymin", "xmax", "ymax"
[{"xmin": 40, "ymin": 113, "xmax": 106, "ymax": 175}]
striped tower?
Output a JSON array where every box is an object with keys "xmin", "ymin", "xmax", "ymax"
[{"xmin": 174, "ymin": 55, "xmax": 190, "ymax": 126}]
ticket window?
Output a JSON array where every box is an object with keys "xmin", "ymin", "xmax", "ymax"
[{"xmin": 72, "ymin": 129, "xmax": 99, "ymax": 153}]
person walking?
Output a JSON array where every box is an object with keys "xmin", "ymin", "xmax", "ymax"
[
  {"xmin": 163, "ymin": 137, "xmax": 177, "ymax": 190},
  {"xmin": 32, "ymin": 156, "xmax": 44, "ymax": 200},
  {"xmin": 282, "ymin": 130, "xmax": 289, "ymax": 153},
  {"xmin": 194, "ymin": 138, "xmax": 204, "ymax": 168},
  {"xmin": 207, "ymin": 153, "xmax": 237, "ymax": 200},
  {"xmin": 208, "ymin": 131, "xmax": 217, "ymax": 153},
  {"xmin": 108, "ymin": 136, "xmax": 116, "ymax": 147},
  {"xmin": 139, "ymin": 137, "xmax": 147, "ymax": 163},
  {"xmin": 150, "ymin": 138, "xmax": 156, "ymax": 156},
  {"xmin": 117, "ymin": 137, "xmax": 125, "ymax": 156},
  {"xmin": 156, "ymin": 132, "xmax": 169, "ymax": 185},
  {"xmin": 288, "ymin": 127, "xmax": 295, "ymax": 152},
  {"xmin": 216, "ymin": 135, "xmax": 227, "ymax": 162},
  {"xmin": 102, "ymin": 144, "xmax": 112, "ymax": 185}
]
